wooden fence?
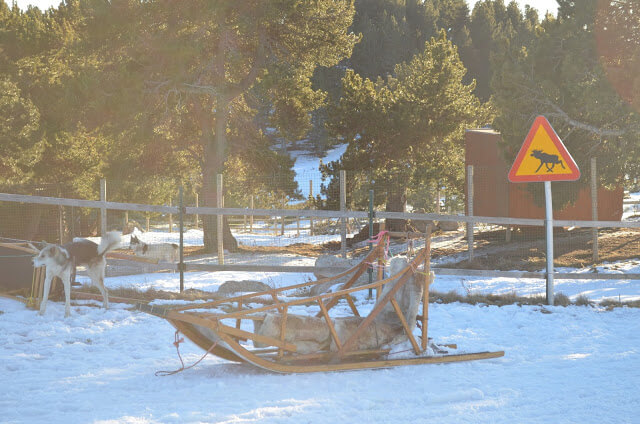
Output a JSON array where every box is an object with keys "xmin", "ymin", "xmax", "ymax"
[{"xmin": 2, "ymin": 191, "xmax": 640, "ymax": 284}]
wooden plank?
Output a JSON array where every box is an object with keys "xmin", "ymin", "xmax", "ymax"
[
  {"xmin": 422, "ymin": 226, "xmax": 431, "ymax": 352},
  {"xmin": 275, "ymin": 349, "xmax": 390, "ymax": 363},
  {"xmin": 0, "ymin": 292, "xmax": 28, "ymax": 304},
  {"xmin": 191, "ymin": 312, "xmax": 265, "ymax": 321},
  {"xmin": 106, "ymin": 252, "xmax": 160, "ymax": 264},
  {"xmin": 186, "ymin": 264, "xmax": 314, "ymax": 273},
  {"xmin": 433, "ymin": 268, "xmax": 546, "ymax": 279},
  {"xmin": 433, "ymin": 268, "xmax": 640, "ymax": 281},
  {"xmin": 167, "ymin": 319, "xmax": 245, "ymax": 363},
  {"xmin": 278, "ymin": 305, "xmax": 288, "ymax": 359},
  {"xmin": 71, "ymin": 291, "xmax": 147, "ymax": 305},
  {"xmin": 390, "ymin": 298, "xmax": 421, "ymax": 355},
  {"xmin": 318, "ymin": 240, "xmax": 385, "ymax": 315},
  {"xmin": 0, "ymin": 192, "xmax": 176, "ymax": 214},
  {"xmin": 176, "ymin": 240, "xmax": 388, "ymax": 313},
  {"xmin": 318, "ymin": 300, "xmax": 342, "ymax": 351},
  {"xmin": 215, "ymin": 331, "xmax": 504, "ymax": 373},
  {"xmin": 33, "ymin": 266, "xmax": 45, "ymax": 309},
  {"xmin": 3, "ymin": 191, "xmax": 640, "ymax": 229},
  {"xmin": 235, "ymin": 300, "xmax": 242, "ymax": 330},
  {"xmin": 554, "ymin": 273, "xmax": 640, "ymax": 280},
  {"xmin": 0, "ymin": 242, "xmax": 38, "ymax": 254},
  {"xmin": 216, "ymin": 322, "xmax": 298, "ymax": 353},
  {"xmin": 166, "ymin": 310, "xmax": 298, "ymax": 352},
  {"xmin": 340, "ymin": 170, "xmax": 347, "ymax": 258},
  {"xmin": 185, "ymin": 205, "xmax": 369, "ymax": 219},
  {"xmin": 345, "ymin": 296, "xmax": 360, "ymax": 317},
  {"xmin": 338, "ymin": 249, "xmax": 428, "ymax": 356},
  {"xmin": 220, "ymin": 250, "xmax": 426, "ymax": 321}
]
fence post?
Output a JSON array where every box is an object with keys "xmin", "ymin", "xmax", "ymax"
[
  {"xmin": 591, "ymin": 158, "xmax": 598, "ymax": 263},
  {"xmin": 169, "ymin": 198, "xmax": 173, "ymax": 233},
  {"xmin": 340, "ymin": 170, "xmax": 347, "ymax": 258},
  {"xmin": 100, "ymin": 178, "xmax": 107, "ymax": 236},
  {"xmin": 249, "ymin": 196, "xmax": 254, "ymax": 233},
  {"xmin": 368, "ymin": 189, "xmax": 374, "ymax": 299},
  {"xmin": 58, "ymin": 205, "xmax": 64, "ymax": 244},
  {"xmin": 421, "ymin": 223, "xmax": 432, "ymax": 352},
  {"xmin": 179, "ymin": 185, "xmax": 184, "ymax": 293},
  {"xmin": 217, "ymin": 174, "xmax": 224, "ymax": 265},
  {"xmin": 309, "ymin": 180, "xmax": 314, "ymax": 236},
  {"xmin": 71, "ymin": 207, "xmax": 76, "ymax": 239},
  {"xmin": 195, "ymin": 193, "xmax": 199, "ymax": 229},
  {"xmin": 466, "ymin": 166, "xmax": 474, "ymax": 262},
  {"xmin": 281, "ymin": 194, "xmax": 286, "ymax": 236}
]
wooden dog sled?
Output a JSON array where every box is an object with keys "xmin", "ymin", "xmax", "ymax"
[{"xmin": 139, "ymin": 234, "xmax": 504, "ymax": 373}]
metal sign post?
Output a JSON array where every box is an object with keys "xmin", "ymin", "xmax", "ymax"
[
  {"xmin": 508, "ymin": 116, "xmax": 580, "ymax": 305},
  {"xmin": 544, "ymin": 181, "xmax": 554, "ymax": 305}
]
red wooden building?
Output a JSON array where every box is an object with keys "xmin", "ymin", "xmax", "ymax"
[{"xmin": 465, "ymin": 128, "xmax": 623, "ymax": 221}]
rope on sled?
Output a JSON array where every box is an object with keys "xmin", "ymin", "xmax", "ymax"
[{"xmin": 155, "ymin": 330, "xmax": 218, "ymax": 376}]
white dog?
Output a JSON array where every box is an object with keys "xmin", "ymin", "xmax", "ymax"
[
  {"xmin": 33, "ymin": 232, "xmax": 121, "ymax": 317},
  {"xmin": 129, "ymin": 234, "xmax": 178, "ymax": 263}
]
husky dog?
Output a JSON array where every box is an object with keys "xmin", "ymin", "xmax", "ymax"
[
  {"xmin": 33, "ymin": 232, "xmax": 121, "ymax": 317},
  {"xmin": 129, "ymin": 234, "xmax": 178, "ymax": 263}
]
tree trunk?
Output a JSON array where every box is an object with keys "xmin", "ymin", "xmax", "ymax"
[
  {"xmin": 385, "ymin": 188, "xmax": 407, "ymax": 232},
  {"xmin": 201, "ymin": 80, "xmax": 238, "ymax": 252}
]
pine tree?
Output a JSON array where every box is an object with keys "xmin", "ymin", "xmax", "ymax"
[
  {"xmin": 327, "ymin": 31, "xmax": 487, "ymax": 230},
  {"xmin": 491, "ymin": 0, "xmax": 640, "ymax": 207}
]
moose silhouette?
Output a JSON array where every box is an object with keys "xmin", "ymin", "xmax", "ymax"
[{"xmin": 530, "ymin": 149, "xmax": 565, "ymax": 173}]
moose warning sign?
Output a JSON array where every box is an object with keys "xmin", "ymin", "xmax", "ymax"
[{"xmin": 508, "ymin": 116, "xmax": 580, "ymax": 182}]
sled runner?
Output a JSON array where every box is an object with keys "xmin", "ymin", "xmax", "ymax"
[{"xmin": 140, "ymin": 233, "xmax": 504, "ymax": 373}]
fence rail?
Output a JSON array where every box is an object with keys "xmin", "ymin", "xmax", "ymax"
[
  {"xmin": 2, "ymin": 191, "xmax": 640, "ymax": 301},
  {"xmin": 4, "ymin": 192, "xmax": 640, "ymax": 229}
]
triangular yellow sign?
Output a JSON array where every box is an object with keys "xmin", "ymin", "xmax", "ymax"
[{"xmin": 508, "ymin": 116, "xmax": 580, "ymax": 182}]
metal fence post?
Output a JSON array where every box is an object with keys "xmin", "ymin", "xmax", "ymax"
[
  {"xmin": 179, "ymin": 185, "xmax": 184, "ymax": 293},
  {"xmin": 217, "ymin": 174, "xmax": 224, "ymax": 265},
  {"xmin": 100, "ymin": 178, "xmax": 107, "ymax": 236},
  {"xmin": 340, "ymin": 170, "xmax": 347, "ymax": 258},
  {"xmin": 466, "ymin": 166, "xmax": 474, "ymax": 262},
  {"xmin": 591, "ymin": 158, "xmax": 598, "ymax": 263}
]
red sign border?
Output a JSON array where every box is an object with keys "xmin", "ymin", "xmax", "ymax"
[{"xmin": 508, "ymin": 116, "xmax": 580, "ymax": 183}]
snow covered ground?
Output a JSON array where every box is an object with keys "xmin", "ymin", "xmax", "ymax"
[
  {"xmin": 2, "ymin": 259, "xmax": 640, "ymax": 423},
  {"xmin": 2, "ymin": 153, "xmax": 639, "ymax": 423},
  {"xmin": 2, "ymin": 285, "xmax": 639, "ymax": 423},
  {"xmin": 291, "ymin": 144, "xmax": 346, "ymax": 201}
]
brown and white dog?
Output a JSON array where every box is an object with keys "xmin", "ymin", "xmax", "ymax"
[
  {"xmin": 129, "ymin": 234, "xmax": 178, "ymax": 263},
  {"xmin": 33, "ymin": 232, "xmax": 121, "ymax": 317}
]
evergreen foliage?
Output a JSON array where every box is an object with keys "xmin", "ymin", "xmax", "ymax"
[
  {"xmin": 325, "ymin": 31, "xmax": 488, "ymax": 229},
  {"xmin": 1, "ymin": 0, "xmax": 639, "ymax": 236}
]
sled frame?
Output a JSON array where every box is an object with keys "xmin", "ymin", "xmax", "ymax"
[{"xmin": 141, "ymin": 233, "xmax": 504, "ymax": 373}]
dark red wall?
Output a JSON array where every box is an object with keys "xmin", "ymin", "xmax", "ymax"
[{"xmin": 465, "ymin": 129, "xmax": 623, "ymax": 221}]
